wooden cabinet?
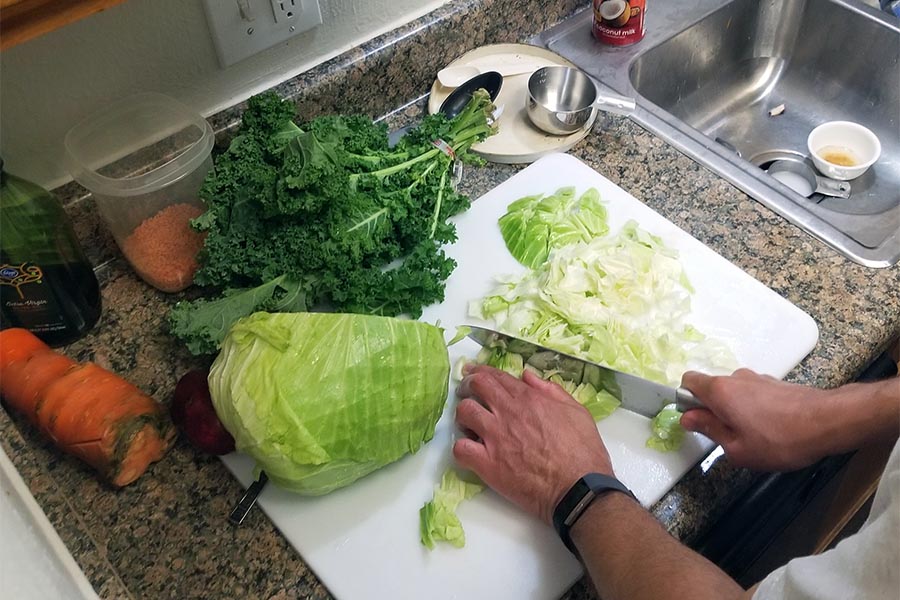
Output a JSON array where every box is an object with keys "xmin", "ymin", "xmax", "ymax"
[{"xmin": 0, "ymin": 0, "xmax": 127, "ymax": 50}]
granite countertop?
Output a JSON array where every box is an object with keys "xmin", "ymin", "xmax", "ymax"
[{"xmin": 2, "ymin": 1, "xmax": 899, "ymax": 598}]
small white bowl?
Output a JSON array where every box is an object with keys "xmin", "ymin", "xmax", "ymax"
[{"xmin": 807, "ymin": 121, "xmax": 881, "ymax": 181}]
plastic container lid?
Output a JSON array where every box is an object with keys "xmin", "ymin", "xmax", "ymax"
[{"xmin": 64, "ymin": 93, "xmax": 214, "ymax": 197}]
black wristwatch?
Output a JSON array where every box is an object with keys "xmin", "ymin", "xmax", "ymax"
[{"xmin": 552, "ymin": 473, "xmax": 638, "ymax": 555}]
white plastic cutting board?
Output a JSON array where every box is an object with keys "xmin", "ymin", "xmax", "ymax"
[
  {"xmin": 221, "ymin": 153, "xmax": 819, "ymax": 600},
  {"xmin": 0, "ymin": 448, "xmax": 99, "ymax": 600}
]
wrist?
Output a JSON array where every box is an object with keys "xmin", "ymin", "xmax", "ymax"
[
  {"xmin": 569, "ymin": 491, "xmax": 641, "ymax": 549},
  {"xmin": 546, "ymin": 462, "xmax": 616, "ymax": 524},
  {"xmin": 552, "ymin": 473, "xmax": 638, "ymax": 555}
]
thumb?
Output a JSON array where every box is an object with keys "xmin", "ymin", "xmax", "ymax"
[
  {"xmin": 680, "ymin": 408, "xmax": 735, "ymax": 446},
  {"xmin": 681, "ymin": 370, "xmax": 715, "ymax": 399},
  {"xmin": 681, "ymin": 371, "xmax": 733, "ymax": 417}
]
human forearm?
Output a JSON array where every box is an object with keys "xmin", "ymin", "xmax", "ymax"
[
  {"xmin": 812, "ymin": 377, "xmax": 900, "ymax": 458},
  {"xmin": 570, "ymin": 493, "xmax": 747, "ymax": 600}
]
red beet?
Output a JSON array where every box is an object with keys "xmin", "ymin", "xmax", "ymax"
[{"xmin": 171, "ymin": 370, "xmax": 235, "ymax": 455}]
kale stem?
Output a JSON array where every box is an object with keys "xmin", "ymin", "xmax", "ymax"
[
  {"xmin": 451, "ymin": 124, "xmax": 493, "ymax": 151},
  {"xmin": 429, "ymin": 168, "xmax": 449, "ymax": 239},
  {"xmin": 346, "ymin": 150, "xmax": 410, "ymax": 167},
  {"xmin": 349, "ymin": 147, "xmax": 441, "ymax": 184}
]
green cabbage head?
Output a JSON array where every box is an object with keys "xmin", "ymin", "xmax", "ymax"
[{"xmin": 209, "ymin": 312, "xmax": 450, "ymax": 495}]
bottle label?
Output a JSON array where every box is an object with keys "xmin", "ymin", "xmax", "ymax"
[
  {"xmin": 0, "ymin": 262, "xmax": 67, "ymax": 334},
  {"xmin": 0, "ymin": 262, "xmax": 44, "ymax": 299}
]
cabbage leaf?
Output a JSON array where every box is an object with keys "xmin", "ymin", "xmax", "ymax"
[
  {"xmin": 420, "ymin": 469, "xmax": 485, "ymax": 549},
  {"xmin": 209, "ymin": 311, "xmax": 450, "ymax": 495},
  {"xmin": 498, "ymin": 187, "xmax": 609, "ymax": 269},
  {"xmin": 548, "ymin": 375, "xmax": 621, "ymax": 421},
  {"xmin": 646, "ymin": 404, "xmax": 686, "ymax": 452}
]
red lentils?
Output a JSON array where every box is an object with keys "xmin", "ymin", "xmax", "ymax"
[{"xmin": 121, "ymin": 203, "xmax": 206, "ymax": 293}]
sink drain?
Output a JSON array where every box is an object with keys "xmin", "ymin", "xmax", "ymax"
[{"xmin": 748, "ymin": 149, "xmax": 810, "ymax": 169}]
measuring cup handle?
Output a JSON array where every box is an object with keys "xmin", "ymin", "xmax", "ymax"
[
  {"xmin": 814, "ymin": 176, "xmax": 852, "ymax": 199},
  {"xmin": 592, "ymin": 93, "xmax": 636, "ymax": 116}
]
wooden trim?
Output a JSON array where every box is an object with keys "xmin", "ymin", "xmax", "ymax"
[
  {"xmin": 812, "ymin": 478, "xmax": 880, "ymax": 554},
  {"xmin": 0, "ymin": 0, "xmax": 127, "ymax": 50},
  {"xmin": 812, "ymin": 440, "xmax": 893, "ymax": 554},
  {"xmin": 738, "ymin": 440, "xmax": 893, "ymax": 585}
]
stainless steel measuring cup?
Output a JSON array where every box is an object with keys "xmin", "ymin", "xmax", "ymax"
[
  {"xmin": 526, "ymin": 66, "xmax": 636, "ymax": 135},
  {"xmin": 767, "ymin": 160, "xmax": 851, "ymax": 198}
]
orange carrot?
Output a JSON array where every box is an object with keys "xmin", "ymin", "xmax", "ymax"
[
  {"xmin": 0, "ymin": 350, "xmax": 77, "ymax": 418},
  {"xmin": 0, "ymin": 327, "xmax": 50, "ymax": 371},
  {"xmin": 0, "ymin": 328, "xmax": 174, "ymax": 487}
]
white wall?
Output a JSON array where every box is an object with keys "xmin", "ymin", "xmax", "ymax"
[{"xmin": 0, "ymin": 0, "xmax": 448, "ymax": 188}]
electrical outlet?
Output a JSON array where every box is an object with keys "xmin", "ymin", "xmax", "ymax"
[
  {"xmin": 270, "ymin": 0, "xmax": 298, "ymax": 23},
  {"xmin": 202, "ymin": 0, "xmax": 322, "ymax": 67}
]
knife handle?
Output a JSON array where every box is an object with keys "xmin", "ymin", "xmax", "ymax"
[
  {"xmin": 675, "ymin": 387, "xmax": 704, "ymax": 412},
  {"xmin": 229, "ymin": 471, "xmax": 268, "ymax": 525}
]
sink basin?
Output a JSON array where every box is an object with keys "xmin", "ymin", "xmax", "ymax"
[{"xmin": 537, "ymin": 0, "xmax": 899, "ymax": 267}]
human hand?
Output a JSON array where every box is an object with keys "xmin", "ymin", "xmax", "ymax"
[
  {"xmin": 453, "ymin": 365, "xmax": 613, "ymax": 525},
  {"xmin": 680, "ymin": 369, "xmax": 835, "ymax": 472}
]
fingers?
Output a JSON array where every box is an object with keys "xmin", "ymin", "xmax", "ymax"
[
  {"xmin": 481, "ymin": 365, "xmax": 530, "ymax": 398},
  {"xmin": 680, "ymin": 408, "xmax": 736, "ymax": 446},
  {"xmin": 457, "ymin": 365, "xmax": 527, "ymax": 410},
  {"xmin": 456, "ymin": 370, "xmax": 505, "ymax": 405},
  {"xmin": 682, "ymin": 371, "xmax": 737, "ymax": 418},
  {"xmin": 681, "ymin": 370, "xmax": 714, "ymax": 397},
  {"xmin": 453, "ymin": 437, "xmax": 489, "ymax": 474},
  {"xmin": 456, "ymin": 397, "xmax": 495, "ymax": 440},
  {"xmin": 521, "ymin": 370, "xmax": 575, "ymax": 404}
]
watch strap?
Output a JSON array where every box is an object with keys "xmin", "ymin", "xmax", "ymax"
[{"xmin": 552, "ymin": 473, "xmax": 637, "ymax": 555}]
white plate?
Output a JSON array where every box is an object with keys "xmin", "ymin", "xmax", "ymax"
[{"xmin": 428, "ymin": 43, "xmax": 595, "ymax": 164}]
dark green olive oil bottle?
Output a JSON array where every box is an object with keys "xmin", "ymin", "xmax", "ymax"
[{"xmin": 0, "ymin": 159, "xmax": 101, "ymax": 346}]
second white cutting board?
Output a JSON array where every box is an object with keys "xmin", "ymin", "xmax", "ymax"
[{"xmin": 222, "ymin": 153, "xmax": 818, "ymax": 600}]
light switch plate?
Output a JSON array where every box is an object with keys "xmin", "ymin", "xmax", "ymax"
[{"xmin": 202, "ymin": 0, "xmax": 322, "ymax": 67}]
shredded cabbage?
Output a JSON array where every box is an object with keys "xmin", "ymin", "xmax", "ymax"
[
  {"xmin": 476, "ymin": 346, "xmax": 526, "ymax": 377},
  {"xmin": 473, "ymin": 219, "xmax": 736, "ymax": 388},
  {"xmin": 476, "ymin": 193, "xmax": 738, "ymax": 451},
  {"xmin": 548, "ymin": 375, "xmax": 621, "ymax": 421},
  {"xmin": 420, "ymin": 469, "xmax": 485, "ymax": 549},
  {"xmin": 646, "ymin": 404, "xmax": 686, "ymax": 452}
]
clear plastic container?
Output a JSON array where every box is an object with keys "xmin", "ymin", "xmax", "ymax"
[{"xmin": 64, "ymin": 93, "xmax": 214, "ymax": 293}]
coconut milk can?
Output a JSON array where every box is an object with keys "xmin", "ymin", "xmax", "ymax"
[{"xmin": 593, "ymin": 0, "xmax": 646, "ymax": 46}]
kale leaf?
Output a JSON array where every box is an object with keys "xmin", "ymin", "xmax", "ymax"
[{"xmin": 171, "ymin": 90, "xmax": 497, "ymax": 354}]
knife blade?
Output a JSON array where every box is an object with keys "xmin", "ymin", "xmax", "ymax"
[{"xmin": 465, "ymin": 325, "xmax": 703, "ymax": 418}]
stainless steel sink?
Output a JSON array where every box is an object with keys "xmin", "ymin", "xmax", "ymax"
[{"xmin": 537, "ymin": 0, "xmax": 899, "ymax": 267}]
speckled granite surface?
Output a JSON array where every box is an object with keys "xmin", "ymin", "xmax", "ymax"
[{"xmin": 2, "ymin": 0, "xmax": 899, "ymax": 598}]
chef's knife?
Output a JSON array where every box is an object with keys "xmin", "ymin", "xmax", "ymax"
[{"xmin": 465, "ymin": 325, "xmax": 703, "ymax": 418}]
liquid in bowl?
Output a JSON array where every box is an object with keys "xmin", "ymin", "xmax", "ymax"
[{"xmin": 818, "ymin": 145, "xmax": 859, "ymax": 167}]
